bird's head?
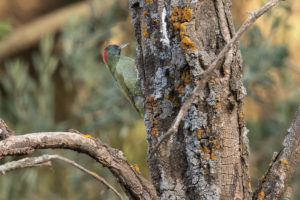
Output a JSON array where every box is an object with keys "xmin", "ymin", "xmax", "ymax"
[{"xmin": 102, "ymin": 44, "xmax": 128, "ymax": 72}]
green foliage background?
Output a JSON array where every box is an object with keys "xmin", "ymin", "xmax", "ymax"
[{"xmin": 0, "ymin": 0, "xmax": 299, "ymax": 199}]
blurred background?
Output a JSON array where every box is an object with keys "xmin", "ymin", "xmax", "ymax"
[{"xmin": 0, "ymin": 0, "xmax": 299, "ymax": 199}]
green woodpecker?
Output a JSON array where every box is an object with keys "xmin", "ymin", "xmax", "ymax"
[{"xmin": 102, "ymin": 44, "xmax": 144, "ymax": 116}]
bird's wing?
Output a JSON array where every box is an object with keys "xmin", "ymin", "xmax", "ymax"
[
  {"xmin": 113, "ymin": 56, "xmax": 139, "ymax": 110},
  {"xmin": 117, "ymin": 56, "xmax": 141, "ymax": 96}
]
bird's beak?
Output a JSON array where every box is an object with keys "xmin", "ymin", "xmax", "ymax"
[{"xmin": 119, "ymin": 43, "xmax": 128, "ymax": 49}]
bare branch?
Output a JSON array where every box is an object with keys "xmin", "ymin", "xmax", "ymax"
[
  {"xmin": 148, "ymin": 0, "xmax": 285, "ymax": 159},
  {"xmin": 253, "ymin": 106, "xmax": 300, "ymax": 199},
  {"xmin": 0, "ymin": 154, "xmax": 124, "ymax": 200},
  {"xmin": 0, "ymin": 132, "xmax": 158, "ymax": 200}
]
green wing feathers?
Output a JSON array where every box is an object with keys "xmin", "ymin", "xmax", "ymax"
[{"xmin": 115, "ymin": 56, "xmax": 144, "ymax": 115}]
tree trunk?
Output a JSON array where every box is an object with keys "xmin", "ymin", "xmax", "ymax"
[{"xmin": 130, "ymin": 0, "xmax": 250, "ymax": 199}]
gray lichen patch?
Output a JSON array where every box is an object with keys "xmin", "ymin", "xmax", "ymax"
[
  {"xmin": 160, "ymin": 99, "xmax": 174, "ymax": 119},
  {"xmin": 171, "ymin": 41, "xmax": 187, "ymax": 68},
  {"xmin": 159, "ymin": 168, "xmax": 186, "ymax": 200},
  {"xmin": 183, "ymin": 105, "xmax": 208, "ymax": 131},
  {"xmin": 154, "ymin": 66, "xmax": 174, "ymax": 100}
]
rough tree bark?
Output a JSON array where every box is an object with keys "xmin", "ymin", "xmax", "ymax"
[{"xmin": 130, "ymin": 0, "xmax": 249, "ymax": 199}]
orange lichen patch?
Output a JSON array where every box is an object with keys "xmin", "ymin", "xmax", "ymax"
[
  {"xmin": 130, "ymin": 164, "xmax": 140, "ymax": 172},
  {"xmin": 170, "ymin": 7, "xmax": 196, "ymax": 51},
  {"xmin": 175, "ymin": 84, "xmax": 185, "ymax": 94},
  {"xmin": 161, "ymin": 151, "xmax": 165, "ymax": 157},
  {"xmin": 143, "ymin": 10, "xmax": 149, "ymax": 15},
  {"xmin": 257, "ymin": 192, "xmax": 264, "ymax": 200},
  {"xmin": 205, "ymin": 127, "xmax": 210, "ymax": 134},
  {"xmin": 197, "ymin": 129, "xmax": 203, "ymax": 137},
  {"xmin": 179, "ymin": 23, "xmax": 187, "ymax": 38},
  {"xmin": 142, "ymin": 24, "xmax": 149, "ymax": 38},
  {"xmin": 145, "ymin": 96, "xmax": 156, "ymax": 111},
  {"xmin": 210, "ymin": 154, "xmax": 217, "ymax": 160},
  {"xmin": 203, "ymin": 146, "xmax": 210, "ymax": 154},
  {"xmin": 170, "ymin": 7, "xmax": 193, "ymax": 25},
  {"xmin": 145, "ymin": 104, "xmax": 153, "ymax": 110},
  {"xmin": 153, "ymin": 119, "xmax": 159, "ymax": 125},
  {"xmin": 209, "ymin": 139, "xmax": 217, "ymax": 146},
  {"xmin": 146, "ymin": 96, "xmax": 155, "ymax": 102},
  {"xmin": 145, "ymin": 0, "xmax": 153, "ymax": 4},
  {"xmin": 170, "ymin": 7, "xmax": 180, "ymax": 25},
  {"xmin": 249, "ymin": 183, "xmax": 252, "ymax": 190},
  {"xmin": 181, "ymin": 36, "xmax": 196, "ymax": 50},
  {"xmin": 182, "ymin": 8, "xmax": 193, "ymax": 22},
  {"xmin": 203, "ymin": 154, "xmax": 210, "ymax": 159},
  {"xmin": 173, "ymin": 22, "xmax": 181, "ymax": 30},
  {"xmin": 151, "ymin": 127, "xmax": 159, "ymax": 135},
  {"xmin": 285, "ymin": 187, "xmax": 291, "ymax": 195},
  {"xmin": 181, "ymin": 71, "xmax": 191, "ymax": 84},
  {"xmin": 280, "ymin": 160, "xmax": 290, "ymax": 168},
  {"xmin": 79, "ymin": 133, "xmax": 94, "ymax": 139},
  {"xmin": 213, "ymin": 103, "xmax": 221, "ymax": 109},
  {"xmin": 152, "ymin": 17, "xmax": 158, "ymax": 23}
]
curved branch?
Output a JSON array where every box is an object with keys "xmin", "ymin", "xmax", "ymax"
[
  {"xmin": 0, "ymin": 132, "xmax": 157, "ymax": 200},
  {"xmin": 253, "ymin": 106, "xmax": 300, "ymax": 199},
  {"xmin": 0, "ymin": 154, "xmax": 124, "ymax": 200}
]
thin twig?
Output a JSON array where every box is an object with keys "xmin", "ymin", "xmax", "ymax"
[
  {"xmin": 148, "ymin": 0, "xmax": 284, "ymax": 159},
  {"xmin": 0, "ymin": 154, "xmax": 124, "ymax": 200}
]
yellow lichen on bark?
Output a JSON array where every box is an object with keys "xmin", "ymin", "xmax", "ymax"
[
  {"xmin": 257, "ymin": 191, "xmax": 264, "ymax": 200},
  {"xmin": 151, "ymin": 127, "xmax": 159, "ymax": 135},
  {"xmin": 280, "ymin": 160, "xmax": 290, "ymax": 168},
  {"xmin": 79, "ymin": 133, "xmax": 94, "ymax": 139},
  {"xmin": 152, "ymin": 17, "xmax": 158, "ymax": 23},
  {"xmin": 181, "ymin": 71, "xmax": 191, "ymax": 84},
  {"xmin": 142, "ymin": 24, "xmax": 149, "ymax": 38},
  {"xmin": 181, "ymin": 36, "xmax": 196, "ymax": 50},
  {"xmin": 182, "ymin": 8, "xmax": 193, "ymax": 22},
  {"xmin": 197, "ymin": 129, "xmax": 203, "ymax": 137},
  {"xmin": 144, "ymin": 10, "xmax": 149, "ymax": 15},
  {"xmin": 170, "ymin": 7, "xmax": 196, "ymax": 50},
  {"xmin": 145, "ymin": 0, "xmax": 153, "ymax": 4},
  {"xmin": 210, "ymin": 154, "xmax": 217, "ymax": 160},
  {"xmin": 213, "ymin": 103, "xmax": 221, "ymax": 109},
  {"xmin": 130, "ymin": 164, "xmax": 140, "ymax": 172},
  {"xmin": 170, "ymin": 7, "xmax": 193, "ymax": 25}
]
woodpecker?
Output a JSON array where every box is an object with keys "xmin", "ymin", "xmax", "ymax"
[{"xmin": 102, "ymin": 44, "xmax": 144, "ymax": 116}]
